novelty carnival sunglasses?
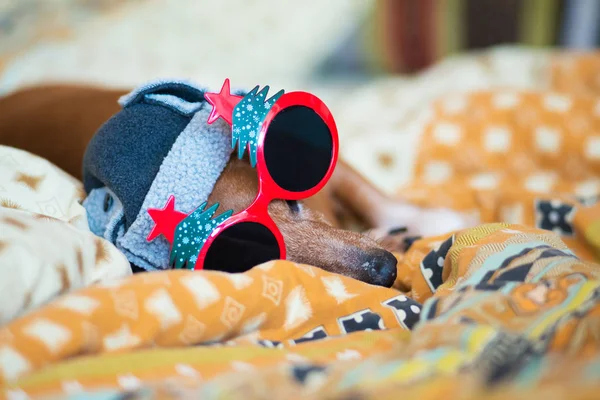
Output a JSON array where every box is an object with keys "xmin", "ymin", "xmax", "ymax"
[{"xmin": 146, "ymin": 79, "xmax": 339, "ymax": 271}]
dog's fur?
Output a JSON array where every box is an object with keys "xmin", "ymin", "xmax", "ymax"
[{"xmin": 0, "ymin": 84, "xmax": 474, "ymax": 287}]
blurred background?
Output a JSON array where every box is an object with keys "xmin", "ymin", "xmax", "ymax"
[
  {"xmin": 1, "ymin": 0, "xmax": 599, "ymax": 91},
  {"xmin": 1, "ymin": 0, "xmax": 599, "ymax": 191}
]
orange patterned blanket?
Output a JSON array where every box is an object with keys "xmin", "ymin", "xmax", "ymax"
[{"xmin": 2, "ymin": 224, "xmax": 600, "ymax": 399}]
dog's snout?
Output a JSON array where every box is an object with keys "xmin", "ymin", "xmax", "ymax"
[{"xmin": 360, "ymin": 249, "xmax": 397, "ymax": 287}]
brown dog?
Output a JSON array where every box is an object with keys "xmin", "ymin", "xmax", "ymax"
[{"xmin": 0, "ymin": 84, "xmax": 472, "ymax": 286}]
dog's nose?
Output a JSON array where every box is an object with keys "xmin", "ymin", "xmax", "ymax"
[{"xmin": 361, "ymin": 249, "xmax": 398, "ymax": 287}]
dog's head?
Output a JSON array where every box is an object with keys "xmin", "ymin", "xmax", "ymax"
[{"xmin": 80, "ymin": 80, "xmax": 397, "ymax": 287}]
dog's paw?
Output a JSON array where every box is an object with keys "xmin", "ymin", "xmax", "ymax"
[{"xmin": 367, "ymin": 226, "xmax": 422, "ymax": 253}]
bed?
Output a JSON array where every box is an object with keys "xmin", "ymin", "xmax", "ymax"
[{"xmin": 1, "ymin": 46, "xmax": 600, "ymax": 398}]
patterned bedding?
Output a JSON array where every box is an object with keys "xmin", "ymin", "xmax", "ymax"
[
  {"xmin": 2, "ymin": 50, "xmax": 600, "ymax": 399},
  {"xmin": 2, "ymin": 221, "xmax": 600, "ymax": 399}
]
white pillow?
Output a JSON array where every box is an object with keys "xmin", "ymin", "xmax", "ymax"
[{"xmin": 0, "ymin": 145, "xmax": 131, "ymax": 324}]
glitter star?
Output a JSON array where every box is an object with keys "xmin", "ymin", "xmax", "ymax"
[
  {"xmin": 147, "ymin": 195, "xmax": 187, "ymax": 244},
  {"xmin": 204, "ymin": 79, "xmax": 244, "ymax": 126}
]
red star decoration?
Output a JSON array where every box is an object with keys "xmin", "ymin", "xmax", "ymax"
[
  {"xmin": 204, "ymin": 78, "xmax": 243, "ymax": 126},
  {"xmin": 146, "ymin": 195, "xmax": 188, "ymax": 244}
]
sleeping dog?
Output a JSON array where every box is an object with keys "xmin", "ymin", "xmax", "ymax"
[{"xmin": 0, "ymin": 83, "xmax": 472, "ymax": 287}]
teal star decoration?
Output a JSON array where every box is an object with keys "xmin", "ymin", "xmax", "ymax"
[
  {"xmin": 232, "ymin": 85, "xmax": 284, "ymax": 167},
  {"xmin": 169, "ymin": 202, "xmax": 233, "ymax": 269}
]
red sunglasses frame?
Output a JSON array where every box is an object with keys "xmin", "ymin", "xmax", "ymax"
[
  {"xmin": 148, "ymin": 83, "xmax": 340, "ymax": 271},
  {"xmin": 195, "ymin": 91, "xmax": 339, "ymax": 270}
]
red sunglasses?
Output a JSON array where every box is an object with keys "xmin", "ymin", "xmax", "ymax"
[{"xmin": 146, "ymin": 79, "xmax": 339, "ymax": 272}]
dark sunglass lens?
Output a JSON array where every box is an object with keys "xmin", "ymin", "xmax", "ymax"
[
  {"xmin": 264, "ymin": 105, "xmax": 333, "ymax": 193},
  {"xmin": 203, "ymin": 222, "xmax": 280, "ymax": 273}
]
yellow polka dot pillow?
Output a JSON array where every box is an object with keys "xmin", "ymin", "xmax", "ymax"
[
  {"xmin": 394, "ymin": 59, "xmax": 600, "ymax": 261},
  {"xmin": 401, "ymin": 88, "xmax": 600, "ymax": 215}
]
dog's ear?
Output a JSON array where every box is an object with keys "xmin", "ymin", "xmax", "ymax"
[{"xmin": 83, "ymin": 80, "xmax": 217, "ymax": 229}]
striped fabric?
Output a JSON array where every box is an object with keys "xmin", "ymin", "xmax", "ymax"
[{"xmin": 345, "ymin": 0, "xmax": 599, "ymax": 75}]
